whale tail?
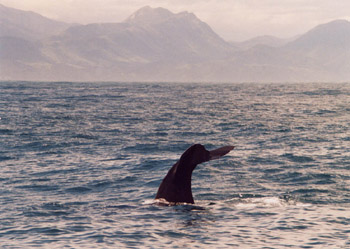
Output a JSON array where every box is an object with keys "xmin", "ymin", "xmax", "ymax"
[
  {"xmin": 209, "ymin": 146, "xmax": 235, "ymax": 160},
  {"xmin": 155, "ymin": 144, "xmax": 235, "ymax": 204}
]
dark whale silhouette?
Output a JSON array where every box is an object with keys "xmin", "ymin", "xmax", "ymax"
[{"xmin": 155, "ymin": 144, "xmax": 234, "ymax": 204}]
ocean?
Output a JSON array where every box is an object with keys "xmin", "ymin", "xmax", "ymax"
[{"xmin": 0, "ymin": 81, "xmax": 349, "ymax": 248}]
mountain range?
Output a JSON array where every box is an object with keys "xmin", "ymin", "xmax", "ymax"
[{"xmin": 1, "ymin": 4, "xmax": 350, "ymax": 82}]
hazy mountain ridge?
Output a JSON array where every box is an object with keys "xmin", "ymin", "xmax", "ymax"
[
  {"xmin": 232, "ymin": 35, "xmax": 295, "ymax": 50},
  {"xmin": 1, "ymin": 4, "xmax": 350, "ymax": 82},
  {"xmin": 0, "ymin": 4, "xmax": 71, "ymax": 41}
]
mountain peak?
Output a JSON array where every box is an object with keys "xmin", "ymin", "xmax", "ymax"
[
  {"xmin": 288, "ymin": 19, "xmax": 350, "ymax": 49},
  {"xmin": 125, "ymin": 6, "xmax": 174, "ymax": 24},
  {"xmin": 312, "ymin": 19, "xmax": 350, "ymax": 33},
  {"xmin": 125, "ymin": 6, "xmax": 201, "ymax": 26}
]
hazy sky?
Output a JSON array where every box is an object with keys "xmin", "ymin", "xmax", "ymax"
[{"xmin": 1, "ymin": 0, "xmax": 350, "ymax": 41}]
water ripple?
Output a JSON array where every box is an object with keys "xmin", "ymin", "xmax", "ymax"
[{"xmin": 1, "ymin": 82, "xmax": 350, "ymax": 248}]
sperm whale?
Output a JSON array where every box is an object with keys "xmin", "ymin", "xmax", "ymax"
[{"xmin": 155, "ymin": 144, "xmax": 234, "ymax": 204}]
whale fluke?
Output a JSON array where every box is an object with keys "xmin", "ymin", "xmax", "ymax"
[{"xmin": 155, "ymin": 144, "xmax": 234, "ymax": 204}]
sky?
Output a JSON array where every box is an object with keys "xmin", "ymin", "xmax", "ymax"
[{"xmin": 1, "ymin": 0, "xmax": 350, "ymax": 41}]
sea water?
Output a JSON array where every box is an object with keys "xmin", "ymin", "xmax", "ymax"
[{"xmin": 0, "ymin": 82, "xmax": 349, "ymax": 248}]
